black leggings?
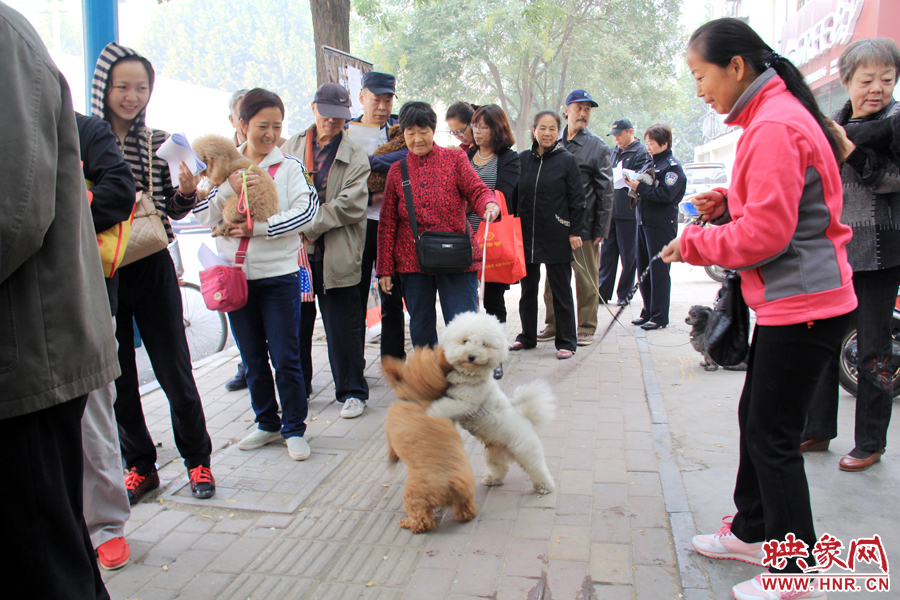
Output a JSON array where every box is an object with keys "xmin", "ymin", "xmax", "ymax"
[{"xmin": 729, "ymin": 314, "xmax": 849, "ymax": 573}]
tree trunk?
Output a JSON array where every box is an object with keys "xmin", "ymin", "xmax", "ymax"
[{"xmin": 309, "ymin": 0, "xmax": 351, "ymax": 85}]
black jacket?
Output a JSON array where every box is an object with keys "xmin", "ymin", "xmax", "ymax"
[
  {"xmin": 562, "ymin": 127, "xmax": 614, "ymax": 239},
  {"xmin": 77, "ymin": 113, "xmax": 137, "ymax": 315},
  {"xmin": 635, "ymin": 148, "xmax": 686, "ymax": 226},
  {"xmin": 516, "ymin": 141, "xmax": 586, "ymax": 264},
  {"xmin": 466, "ymin": 147, "xmax": 521, "ymax": 213},
  {"xmin": 610, "ymin": 139, "xmax": 652, "ymax": 221}
]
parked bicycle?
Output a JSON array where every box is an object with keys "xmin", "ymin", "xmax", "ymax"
[{"xmin": 169, "ymin": 237, "xmax": 227, "ymax": 362}]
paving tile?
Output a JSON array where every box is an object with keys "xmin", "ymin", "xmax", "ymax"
[
  {"xmin": 142, "ymin": 532, "xmax": 201, "ymax": 566},
  {"xmin": 450, "ymin": 552, "xmax": 502, "ymax": 597},
  {"xmin": 546, "ymin": 560, "xmax": 590, "ymax": 599},
  {"xmin": 174, "ymin": 572, "xmax": 236, "ymax": 600},
  {"xmin": 325, "ymin": 544, "xmax": 422, "ymax": 586},
  {"xmin": 252, "ymin": 538, "xmax": 344, "ymax": 578},
  {"xmin": 549, "ymin": 524, "xmax": 590, "ymax": 561},
  {"xmin": 402, "ymin": 567, "xmax": 456, "ymax": 600},
  {"xmin": 590, "ymin": 542, "xmax": 632, "ymax": 585},
  {"xmin": 632, "ymin": 527, "xmax": 676, "ymax": 567},
  {"xmin": 148, "ymin": 549, "xmax": 218, "ymax": 589},
  {"xmin": 501, "ymin": 538, "xmax": 549, "ymax": 577},
  {"xmin": 282, "ymin": 506, "xmax": 365, "ymax": 541},
  {"xmin": 353, "ymin": 510, "xmax": 429, "ymax": 547},
  {"xmin": 593, "ymin": 458, "xmax": 628, "ymax": 483},
  {"xmin": 633, "ymin": 565, "xmax": 681, "ymax": 598},
  {"xmin": 128, "ymin": 510, "xmax": 191, "ymax": 544},
  {"xmin": 218, "ymin": 574, "xmax": 315, "ymax": 600},
  {"xmin": 421, "ymin": 533, "xmax": 470, "ymax": 570},
  {"xmin": 628, "ymin": 495, "xmax": 669, "ymax": 529},
  {"xmin": 496, "ymin": 576, "xmax": 543, "ymax": 600},
  {"xmin": 625, "ymin": 450, "xmax": 659, "ymax": 473},
  {"xmin": 625, "ymin": 472, "xmax": 662, "ymax": 497},
  {"xmin": 557, "ymin": 469, "xmax": 594, "ymax": 495},
  {"xmin": 480, "ymin": 490, "xmax": 521, "ymax": 520},
  {"xmin": 511, "ymin": 507, "xmax": 555, "ymax": 539},
  {"xmin": 206, "ymin": 536, "xmax": 270, "ymax": 574},
  {"xmin": 592, "ymin": 583, "xmax": 636, "ymax": 600}
]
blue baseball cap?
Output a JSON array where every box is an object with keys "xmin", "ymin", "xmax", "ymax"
[
  {"xmin": 361, "ymin": 71, "xmax": 396, "ymax": 95},
  {"xmin": 565, "ymin": 89, "xmax": 598, "ymax": 107}
]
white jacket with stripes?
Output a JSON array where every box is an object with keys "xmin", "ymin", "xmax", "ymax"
[{"xmin": 194, "ymin": 146, "xmax": 319, "ymax": 280}]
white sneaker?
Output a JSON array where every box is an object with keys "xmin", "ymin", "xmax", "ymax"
[
  {"xmin": 732, "ymin": 574, "xmax": 827, "ymax": 599},
  {"xmin": 692, "ymin": 516, "xmax": 765, "ymax": 566},
  {"xmin": 286, "ymin": 436, "xmax": 311, "ymax": 461},
  {"xmin": 340, "ymin": 398, "xmax": 366, "ymax": 419},
  {"xmin": 238, "ymin": 429, "xmax": 281, "ymax": 450}
]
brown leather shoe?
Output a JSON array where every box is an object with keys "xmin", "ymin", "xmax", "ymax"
[
  {"xmin": 536, "ymin": 328, "xmax": 555, "ymax": 342},
  {"xmin": 576, "ymin": 333, "xmax": 594, "ymax": 346},
  {"xmin": 839, "ymin": 450, "xmax": 885, "ymax": 472},
  {"xmin": 798, "ymin": 439, "xmax": 830, "ymax": 453}
]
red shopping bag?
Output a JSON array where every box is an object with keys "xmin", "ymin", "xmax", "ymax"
[{"xmin": 476, "ymin": 191, "xmax": 527, "ymax": 284}]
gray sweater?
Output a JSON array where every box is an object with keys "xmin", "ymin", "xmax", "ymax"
[{"xmin": 833, "ymin": 99, "xmax": 900, "ymax": 272}]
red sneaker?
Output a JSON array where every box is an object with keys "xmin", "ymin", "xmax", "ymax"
[
  {"xmin": 97, "ymin": 536, "xmax": 130, "ymax": 570},
  {"xmin": 189, "ymin": 465, "xmax": 216, "ymax": 499},
  {"xmin": 124, "ymin": 467, "xmax": 159, "ymax": 505}
]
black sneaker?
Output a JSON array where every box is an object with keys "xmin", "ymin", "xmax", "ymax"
[
  {"xmin": 224, "ymin": 364, "xmax": 248, "ymax": 392},
  {"xmin": 124, "ymin": 467, "xmax": 160, "ymax": 505},
  {"xmin": 189, "ymin": 465, "xmax": 216, "ymax": 499}
]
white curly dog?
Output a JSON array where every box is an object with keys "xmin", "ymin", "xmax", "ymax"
[{"xmin": 427, "ymin": 312, "xmax": 557, "ymax": 494}]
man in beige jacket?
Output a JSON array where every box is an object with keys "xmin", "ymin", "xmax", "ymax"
[{"xmin": 282, "ymin": 83, "xmax": 372, "ymax": 419}]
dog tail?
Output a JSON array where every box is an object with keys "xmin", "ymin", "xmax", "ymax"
[{"xmin": 510, "ymin": 380, "xmax": 556, "ymax": 427}]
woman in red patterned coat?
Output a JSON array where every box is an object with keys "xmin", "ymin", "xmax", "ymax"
[{"xmin": 377, "ymin": 101, "xmax": 501, "ymax": 348}]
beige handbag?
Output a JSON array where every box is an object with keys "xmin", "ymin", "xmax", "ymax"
[{"xmin": 120, "ymin": 131, "xmax": 169, "ymax": 267}]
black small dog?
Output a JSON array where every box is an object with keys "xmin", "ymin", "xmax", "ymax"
[{"xmin": 685, "ymin": 305, "xmax": 748, "ymax": 372}]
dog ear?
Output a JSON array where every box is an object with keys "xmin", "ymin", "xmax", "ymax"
[
  {"xmin": 381, "ymin": 357, "xmax": 404, "ymax": 389},
  {"xmin": 434, "ymin": 346, "xmax": 453, "ymax": 375}
]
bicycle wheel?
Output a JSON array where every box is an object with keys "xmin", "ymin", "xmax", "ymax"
[{"xmin": 180, "ymin": 282, "xmax": 227, "ymax": 362}]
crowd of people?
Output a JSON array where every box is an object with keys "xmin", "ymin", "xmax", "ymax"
[{"xmin": 2, "ymin": 2, "xmax": 898, "ymax": 598}]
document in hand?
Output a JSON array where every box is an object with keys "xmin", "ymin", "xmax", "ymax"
[
  {"xmin": 347, "ymin": 122, "xmax": 384, "ymax": 155},
  {"xmin": 158, "ymin": 133, "xmax": 207, "ymax": 187},
  {"xmin": 612, "ymin": 164, "xmax": 639, "ymax": 190}
]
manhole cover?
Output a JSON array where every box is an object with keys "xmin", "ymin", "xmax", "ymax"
[{"xmin": 161, "ymin": 443, "xmax": 348, "ymax": 513}]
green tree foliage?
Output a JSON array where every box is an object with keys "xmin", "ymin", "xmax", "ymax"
[
  {"xmin": 137, "ymin": 0, "xmax": 317, "ymax": 128},
  {"xmin": 354, "ymin": 0, "xmax": 705, "ymax": 156}
]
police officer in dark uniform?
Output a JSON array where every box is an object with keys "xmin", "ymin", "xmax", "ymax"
[{"xmin": 627, "ymin": 123, "xmax": 686, "ymax": 330}]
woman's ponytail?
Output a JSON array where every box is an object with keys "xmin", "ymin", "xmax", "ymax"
[
  {"xmin": 689, "ymin": 18, "xmax": 841, "ymax": 163},
  {"xmin": 769, "ymin": 56, "xmax": 841, "ymax": 163}
]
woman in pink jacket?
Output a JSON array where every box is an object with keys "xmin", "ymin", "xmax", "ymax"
[{"xmin": 662, "ymin": 18, "xmax": 857, "ymax": 600}]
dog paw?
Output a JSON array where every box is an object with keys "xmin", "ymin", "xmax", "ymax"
[
  {"xmin": 703, "ymin": 364, "xmax": 719, "ymax": 371},
  {"xmin": 454, "ymin": 505, "xmax": 478, "ymax": 522},
  {"xmin": 399, "ymin": 517, "xmax": 435, "ymax": 533},
  {"xmin": 533, "ymin": 482, "xmax": 554, "ymax": 495},
  {"xmin": 482, "ymin": 474, "xmax": 505, "ymax": 487}
]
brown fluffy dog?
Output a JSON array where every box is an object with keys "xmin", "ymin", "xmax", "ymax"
[
  {"xmin": 367, "ymin": 124, "xmax": 406, "ymax": 193},
  {"xmin": 192, "ymin": 134, "xmax": 280, "ymax": 237},
  {"xmin": 382, "ymin": 347, "xmax": 477, "ymax": 533}
]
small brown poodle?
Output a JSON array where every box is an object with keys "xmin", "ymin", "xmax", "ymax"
[
  {"xmin": 382, "ymin": 347, "xmax": 477, "ymax": 533},
  {"xmin": 367, "ymin": 124, "xmax": 406, "ymax": 193},
  {"xmin": 192, "ymin": 134, "xmax": 280, "ymax": 237}
]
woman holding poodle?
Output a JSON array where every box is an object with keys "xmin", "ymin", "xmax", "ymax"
[
  {"xmin": 93, "ymin": 43, "xmax": 216, "ymax": 503},
  {"xmin": 661, "ymin": 18, "xmax": 856, "ymax": 599},
  {"xmin": 377, "ymin": 101, "xmax": 500, "ymax": 348},
  {"xmin": 467, "ymin": 104, "xmax": 521, "ymax": 378},
  {"xmin": 510, "ymin": 111, "xmax": 585, "ymax": 360},
  {"xmin": 194, "ymin": 88, "xmax": 319, "ymax": 462},
  {"xmin": 801, "ymin": 38, "xmax": 900, "ymax": 472}
]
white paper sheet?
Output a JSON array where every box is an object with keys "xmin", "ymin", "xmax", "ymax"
[
  {"xmin": 157, "ymin": 133, "xmax": 207, "ymax": 187},
  {"xmin": 347, "ymin": 121, "xmax": 384, "ymax": 155},
  {"xmin": 612, "ymin": 165, "xmax": 638, "ymax": 190},
  {"xmin": 347, "ymin": 66, "xmax": 364, "ymax": 119},
  {"xmin": 198, "ymin": 242, "xmax": 230, "ymax": 270}
]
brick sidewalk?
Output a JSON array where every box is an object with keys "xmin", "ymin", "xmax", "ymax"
[{"xmin": 101, "ymin": 294, "xmax": 684, "ymax": 600}]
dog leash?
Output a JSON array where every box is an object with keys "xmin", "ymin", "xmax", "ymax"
[
  {"xmin": 595, "ymin": 252, "xmax": 662, "ymax": 344},
  {"xmin": 479, "ymin": 218, "xmax": 489, "ymax": 314}
]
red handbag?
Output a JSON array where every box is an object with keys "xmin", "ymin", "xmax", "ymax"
[
  {"xmin": 476, "ymin": 191, "xmax": 527, "ymax": 284},
  {"xmin": 200, "ymin": 237, "xmax": 250, "ymax": 312}
]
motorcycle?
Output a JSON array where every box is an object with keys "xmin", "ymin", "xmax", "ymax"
[
  {"xmin": 838, "ymin": 292, "xmax": 900, "ymax": 398},
  {"xmin": 678, "ymin": 198, "xmax": 727, "ymax": 283}
]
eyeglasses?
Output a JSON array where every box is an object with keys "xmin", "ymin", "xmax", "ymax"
[
  {"xmin": 471, "ymin": 124, "xmax": 490, "ymax": 132},
  {"xmin": 449, "ymin": 124, "xmax": 469, "ymax": 138}
]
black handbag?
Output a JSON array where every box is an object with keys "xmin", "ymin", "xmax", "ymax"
[
  {"xmin": 400, "ymin": 159, "xmax": 473, "ymax": 274},
  {"xmin": 706, "ymin": 270, "xmax": 751, "ymax": 366}
]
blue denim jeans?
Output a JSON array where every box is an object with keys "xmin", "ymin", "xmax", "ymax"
[
  {"xmin": 228, "ymin": 273, "xmax": 308, "ymax": 438},
  {"xmin": 399, "ymin": 271, "xmax": 478, "ymax": 348}
]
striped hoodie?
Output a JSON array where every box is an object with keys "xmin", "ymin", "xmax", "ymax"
[
  {"xmin": 680, "ymin": 70, "xmax": 857, "ymax": 326},
  {"xmin": 91, "ymin": 42, "xmax": 195, "ymax": 244}
]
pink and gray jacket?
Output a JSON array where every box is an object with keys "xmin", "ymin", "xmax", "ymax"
[{"xmin": 680, "ymin": 70, "xmax": 857, "ymax": 326}]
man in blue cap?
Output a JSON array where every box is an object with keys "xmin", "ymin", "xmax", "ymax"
[
  {"xmin": 538, "ymin": 89, "xmax": 613, "ymax": 346},
  {"xmin": 348, "ymin": 72, "xmax": 408, "ymax": 362},
  {"xmin": 597, "ymin": 118, "xmax": 650, "ymax": 306}
]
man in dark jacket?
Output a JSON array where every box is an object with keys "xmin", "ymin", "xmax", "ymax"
[
  {"xmin": 77, "ymin": 113, "xmax": 137, "ymax": 571},
  {"xmin": 347, "ymin": 72, "xmax": 408, "ymax": 360},
  {"xmin": 598, "ymin": 119, "xmax": 651, "ymax": 305},
  {"xmin": 0, "ymin": 5, "xmax": 120, "ymax": 598},
  {"xmin": 539, "ymin": 90, "xmax": 614, "ymax": 346}
]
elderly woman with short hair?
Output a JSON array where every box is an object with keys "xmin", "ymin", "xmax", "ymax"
[
  {"xmin": 377, "ymin": 101, "xmax": 500, "ymax": 348},
  {"xmin": 801, "ymin": 37, "xmax": 900, "ymax": 472}
]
